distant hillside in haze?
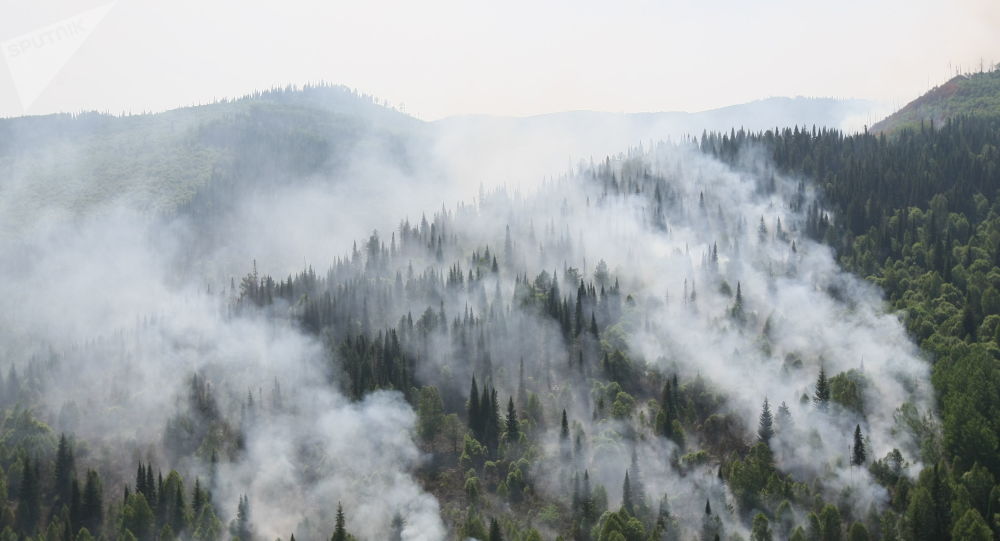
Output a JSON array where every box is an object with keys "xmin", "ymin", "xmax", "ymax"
[
  {"xmin": 872, "ymin": 68, "xmax": 1000, "ymax": 134},
  {"xmin": 430, "ymin": 97, "xmax": 881, "ymax": 188},
  {"xmin": 439, "ymin": 96, "xmax": 879, "ymax": 136},
  {"xmin": 0, "ymin": 89, "xmax": 881, "ymax": 237},
  {"xmin": 0, "ymin": 84, "xmax": 422, "ymax": 234}
]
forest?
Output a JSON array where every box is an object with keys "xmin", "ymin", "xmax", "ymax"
[{"xmin": 1, "ymin": 109, "xmax": 999, "ymax": 541}]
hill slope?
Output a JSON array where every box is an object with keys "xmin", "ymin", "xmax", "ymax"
[
  {"xmin": 0, "ymin": 91, "xmax": 880, "ymax": 238},
  {"xmin": 873, "ymin": 68, "xmax": 1000, "ymax": 133},
  {"xmin": 0, "ymin": 84, "xmax": 422, "ymax": 235}
]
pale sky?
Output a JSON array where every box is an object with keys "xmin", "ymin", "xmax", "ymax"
[{"xmin": 0, "ymin": 0, "xmax": 998, "ymax": 120}]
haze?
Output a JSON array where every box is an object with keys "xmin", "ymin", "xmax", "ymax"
[{"xmin": 1, "ymin": 0, "xmax": 998, "ymax": 119}]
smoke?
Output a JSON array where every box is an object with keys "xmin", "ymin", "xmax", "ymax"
[{"xmin": 0, "ymin": 96, "xmax": 935, "ymax": 540}]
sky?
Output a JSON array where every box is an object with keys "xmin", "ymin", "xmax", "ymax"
[{"xmin": 0, "ymin": 0, "xmax": 998, "ymax": 120}]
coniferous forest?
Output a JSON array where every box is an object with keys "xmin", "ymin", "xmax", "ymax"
[{"xmin": 2, "ymin": 92, "xmax": 1000, "ymax": 541}]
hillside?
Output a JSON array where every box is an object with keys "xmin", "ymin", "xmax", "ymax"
[
  {"xmin": 0, "ymin": 84, "xmax": 422, "ymax": 236},
  {"xmin": 0, "ymin": 93, "xmax": 880, "ymax": 239},
  {"xmin": 873, "ymin": 68, "xmax": 1000, "ymax": 133},
  {"xmin": 2, "ymin": 96, "xmax": 1000, "ymax": 540}
]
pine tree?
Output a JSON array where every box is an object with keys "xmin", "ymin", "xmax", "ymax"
[
  {"xmin": 136, "ymin": 463, "xmax": 147, "ymax": 499},
  {"xmin": 582, "ymin": 470, "xmax": 594, "ymax": 522},
  {"xmin": 17, "ymin": 456, "xmax": 40, "ymax": 535},
  {"xmin": 622, "ymin": 471, "xmax": 634, "ymax": 515},
  {"xmin": 484, "ymin": 386, "xmax": 501, "ymax": 454},
  {"xmin": 814, "ymin": 366, "xmax": 830, "ymax": 410},
  {"xmin": 629, "ymin": 448, "xmax": 645, "ymax": 512},
  {"xmin": 468, "ymin": 376, "xmax": 480, "ymax": 438},
  {"xmin": 192, "ymin": 478, "xmax": 205, "ymax": 514},
  {"xmin": 776, "ymin": 401, "xmax": 792, "ymax": 430},
  {"xmin": 232, "ymin": 494, "xmax": 251, "ymax": 541},
  {"xmin": 504, "ymin": 397, "xmax": 519, "ymax": 444},
  {"xmin": 758, "ymin": 398, "xmax": 774, "ymax": 444},
  {"xmin": 81, "ymin": 470, "xmax": 103, "ymax": 536},
  {"xmin": 54, "ymin": 434, "xmax": 75, "ymax": 506},
  {"xmin": 172, "ymin": 482, "xmax": 186, "ymax": 534},
  {"xmin": 331, "ymin": 502, "xmax": 347, "ymax": 541},
  {"xmin": 852, "ymin": 425, "xmax": 867, "ymax": 466},
  {"xmin": 488, "ymin": 517, "xmax": 503, "ymax": 541}
]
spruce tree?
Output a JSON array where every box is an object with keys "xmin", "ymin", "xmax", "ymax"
[
  {"xmin": 331, "ymin": 502, "xmax": 347, "ymax": 541},
  {"xmin": 852, "ymin": 425, "xmax": 866, "ymax": 466},
  {"xmin": 488, "ymin": 517, "xmax": 503, "ymax": 541},
  {"xmin": 504, "ymin": 397, "xmax": 519, "ymax": 443},
  {"xmin": 814, "ymin": 366, "xmax": 830, "ymax": 410},
  {"xmin": 54, "ymin": 434, "xmax": 75, "ymax": 506},
  {"xmin": 622, "ymin": 471, "xmax": 634, "ymax": 515},
  {"xmin": 468, "ymin": 376, "xmax": 480, "ymax": 438},
  {"xmin": 758, "ymin": 398, "xmax": 774, "ymax": 444},
  {"xmin": 17, "ymin": 456, "xmax": 40, "ymax": 535},
  {"xmin": 629, "ymin": 448, "xmax": 645, "ymax": 511},
  {"xmin": 81, "ymin": 470, "xmax": 103, "ymax": 536}
]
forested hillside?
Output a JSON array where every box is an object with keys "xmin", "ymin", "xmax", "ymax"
[
  {"xmin": 704, "ymin": 116, "xmax": 1000, "ymax": 539},
  {"xmin": 1, "ymin": 99, "xmax": 1000, "ymax": 541},
  {"xmin": 0, "ymin": 84, "xmax": 420, "ymax": 236},
  {"xmin": 872, "ymin": 67, "xmax": 1000, "ymax": 134}
]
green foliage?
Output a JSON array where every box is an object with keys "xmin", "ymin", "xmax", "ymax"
[
  {"xmin": 726, "ymin": 442, "xmax": 782, "ymax": 511},
  {"xmin": 951, "ymin": 508, "xmax": 992, "ymax": 541},
  {"xmin": 416, "ymin": 386, "xmax": 445, "ymax": 442},
  {"xmin": 829, "ymin": 370, "xmax": 867, "ymax": 415},
  {"xmin": 873, "ymin": 69, "xmax": 1000, "ymax": 134},
  {"xmin": 751, "ymin": 512, "xmax": 773, "ymax": 541}
]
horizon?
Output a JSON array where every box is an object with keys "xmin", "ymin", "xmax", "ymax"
[
  {"xmin": 0, "ymin": 85, "xmax": 884, "ymax": 122},
  {"xmin": 1, "ymin": 0, "xmax": 997, "ymax": 120}
]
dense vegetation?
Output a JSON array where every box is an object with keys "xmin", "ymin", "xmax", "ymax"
[
  {"xmin": 872, "ymin": 67, "xmax": 1000, "ymax": 134},
  {"xmin": 0, "ymin": 84, "xmax": 417, "ymax": 234},
  {"xmin": 2, "ymin": 92, "xmax": 1000, "ymax": 541},
  {"xmin": 704, "ymin": 114, "xmax": 1000, "ymax": 539}
]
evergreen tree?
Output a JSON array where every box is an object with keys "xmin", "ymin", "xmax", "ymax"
[
  {"xmin": 231, "ymin": 494, "xmax": 251, "ymax": 541},
  {"xmin": 751, "ymin": 513, "xmax": 773, "ymax": 541},
  {"xmin": 468, "ymin": 376, "xmax": 480, "ymax": 437},
  {"xmin": 504, "ymin": 397, "xmax": 519, "ymax": 443},
  {"xmin": 758, "ymin": 398, "xmax": 774, "ymax": 444},
  {"xmin": 331, "ymin": 502, "xmax": 347, "ymax": 541},
  {"xmin": 951, "ymin": 509, "xmax": 992, "ymax": 541},
  {"xmin": 814, "ymin": 366, "xmax": 830, "ymax": 410},
  {"xmin": 851, "ymin": 425, "xmax": 866, "ymax": 466},
  {"xmin": 192, "ymin": 478, "xmax": 205, "ymax": 514},
  {"xmin": 488, "ymin": 517, "xmax": 503, "ymax": 541},
  {"xmin": 628, "ymin": 448, "xmax": 645, "ymax": 511},
  {"xmin": 54, "ymin": 434, "xmax": 75, "ymax": 506},
  {"xmin": 80, "ymin": 470, "xmax": 102, "ymax": 536},
  {"xmin": 776, "ymin": 401, "xmax": 792, "ymax": 430},
  {"xmin": 17, "ymin": 457, "xmax": 40, "ymax": 535},
  {"xmin": 621, "ymin": 471, "xmax": 634, "ymax": 515}
]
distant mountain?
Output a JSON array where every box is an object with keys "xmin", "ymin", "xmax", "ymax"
[
  {"xmin": 0, "ymin": 89, "xmax": 881, "ymax": 237},
  {"xmin": 0, "ymin": 84, "xmax": 421, "ymax": 235},
  {"xmin": 437, "ymin": 96, "xmax": 879, "ymax": 137},
  {"xmin": 872, "ymin": 68, "xmax": 1000, "ymax": 134},
  {"xmin": 430, "ymin": 97, "xmax": 881, "ymax": 187}
]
